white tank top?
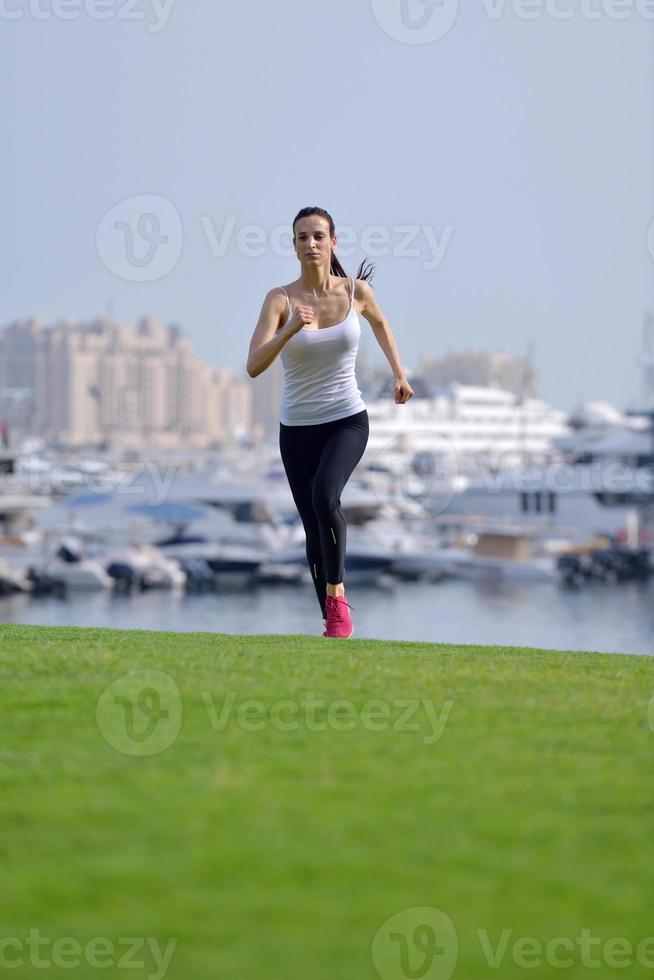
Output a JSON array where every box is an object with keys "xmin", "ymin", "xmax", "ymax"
[{"xmin": 278, "ymin": 277, "xmax": 367, "ymax": 426}]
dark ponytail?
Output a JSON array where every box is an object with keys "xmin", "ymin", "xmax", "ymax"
[{"xmin": 292, "ymin": 206, "xmax": 375, "ymax": 283}]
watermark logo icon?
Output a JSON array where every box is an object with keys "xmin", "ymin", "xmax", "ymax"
[
  {"xmin": 96, "ymin": 669, "xmax": 183, "ymax": 756},
  {"xmin": 366, "ymin": 431, "xmax": 460, "ymax": 517},
  {"xmin": 371, "ymin": 0, "xmax": 459, "ymax": 43},
  {"xmin": 96, "ymin": 194, "xmax": 183, "ymax": 282},
  {"xmin": 372, "ymin": 907, "xmax": 458, "ymax": 980}
]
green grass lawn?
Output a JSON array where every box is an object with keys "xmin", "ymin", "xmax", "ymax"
[{"xmin": 1, "ymin": 623, "xmax": 653, "ymax": 979}]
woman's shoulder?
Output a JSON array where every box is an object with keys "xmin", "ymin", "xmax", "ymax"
[
  {"xmin": 351, "ymin": 277, "xmax": 373, "ymax": 303},
  {"xmin": 266, "ymin": 284, "xmax": 292, "ymax": 306},
  {"xmin": 273, "ymin": 282, "xmax": 299, "ymax": 302}
]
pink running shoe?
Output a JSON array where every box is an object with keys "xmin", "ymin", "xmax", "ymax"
[{"xmin": 322, "ymin": 594, "xmax": 356, "ymax": 638}]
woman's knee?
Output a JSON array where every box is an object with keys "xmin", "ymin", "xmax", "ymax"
[{"xmin": 311, "ymin": 486, "xmax": 340, "ymax": 521}]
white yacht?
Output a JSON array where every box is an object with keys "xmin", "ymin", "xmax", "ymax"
[
  {"xmin": 553, "ymin": 401, "xmax": 654, "ymax": 505},
  {"xmin": 362, "ymin": 383, "xmax": 569, "ymax": 481},
  {"xmin": 433, "ymin": 400, "xmax": 654, "ymax": 542}
]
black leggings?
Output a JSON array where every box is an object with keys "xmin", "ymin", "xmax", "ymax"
[{"xmin": 279, "ymin": 409, "xmax": 369, "ymax": 617}]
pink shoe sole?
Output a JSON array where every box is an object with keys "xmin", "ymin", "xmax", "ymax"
[{"xmin": 322, "ymin": 626, "xmax": 354, "ymax": 638}]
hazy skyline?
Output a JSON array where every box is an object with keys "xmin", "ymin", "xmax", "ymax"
[{"xmin": 3, "ymin": 1, "xmax": 654, "ymax": 412}]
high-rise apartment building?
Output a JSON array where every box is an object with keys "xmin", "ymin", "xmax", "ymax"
[
  {"xmin": 419, "ymin": 349, "xmax": 538, "ymax": 399},
  {"xmin": 0, "ymin": 315, "xmax": 252, "ymax": 449}
]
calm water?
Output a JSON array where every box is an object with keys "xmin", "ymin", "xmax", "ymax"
[
  {"xmin": 2, "ymin": 465, "xmax": 652, "ymax": 654},
  {"xmin": 1, "ymin": 577, "xmax": 652, "ymax": 656}
]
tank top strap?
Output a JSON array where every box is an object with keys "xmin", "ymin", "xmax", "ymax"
[{"xmin": 349, "ymin": 277, "xmax": 354, "ymax": 310}]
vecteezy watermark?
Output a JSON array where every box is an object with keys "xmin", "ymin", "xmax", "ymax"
[
  {"xmin": 14, "ymin": 457, "xmax": 181, "ymax": 503},
  {"xmin": 365, "ymin": 432, "xmax": 461, "ymax": 516},
  {"xmin": 370, "ymin": 0, "xmax": 654, "ymax": 44},
  {"xmin": 476, "ymin": 456, "xmax": 654, "ymax": 497},
  {"xmin": 371, "ymin": 0, "xmax": 460, "ymax": 44},
  {"xmin": 96, "ymin": 202, "xmax": 453, "ymax": 280},
  {"xmin": 372, "ymin": 908, "xmax": 654, "ymax": 976},
  {"xmin": 96, "ymin": 194, "xmax": 183, "ymax": 282},
  {"xmin": 200, "ymin": 216, "xmax": 454, "ymax": 271},
  {"xmin": 362, "ymin": 432, "xmax": 654, "ymax": 517},
  {"xmin": 475, "ymin": 928, "xmax": 654, "ymax": 970},
  {"xmin": 482, "ymin": 0, "xmax": 654, "ymax": 21},
  {"xmin": 647, "ymin": 692, "xmax": 654, "ymax": 735},
  {"xmin": 96, "ymin": 679, "xmax": 454, "ymax": 755},
  {"xmin": 0, "ymin": 931, "xmax": 177, "ymax": 979},
  {"xmin": 202, "ymin": 691, "xmax": 454, "ymax": 745},
  {"xmin": 0, "ymin": 0, "xmax": 176, "ymax": 32},
  {"xmin": 96, "ymin": 669, "xmax": 183, "ymax": 756},
  {"xmin": 372, "ymin": 907, "xmax": 459, "ymax": 980}
]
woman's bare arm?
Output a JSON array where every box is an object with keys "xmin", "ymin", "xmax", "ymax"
[
  {"xmin": 356, "ymin": 279, "xmax": 414, "ymax": 404},
  {"xmin": 246, "ymin": 290, "xmax": 295, "ymax": 378}
]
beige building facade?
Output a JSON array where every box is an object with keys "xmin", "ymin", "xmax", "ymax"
[{"xmin": 0, "ymin": 315, "xmax": 253, "ymax": 450}]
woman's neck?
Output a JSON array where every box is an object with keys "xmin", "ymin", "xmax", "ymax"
[{"xmin": 299, "ymin": 266, "xmax": 332, "ymax": 294}]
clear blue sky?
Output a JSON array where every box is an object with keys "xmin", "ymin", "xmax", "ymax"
[{"xmin": 2, "ymin": 1, "xmax": 653, "ymax": 411}]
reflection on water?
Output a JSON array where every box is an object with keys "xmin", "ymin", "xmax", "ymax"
[{"xmin": 1, "ymin": 577, "xmax": 652, "ymax": 656}]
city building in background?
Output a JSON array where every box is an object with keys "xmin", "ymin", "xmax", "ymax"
[
  {"xmin": 0, "ymin": 315, "xmax": 251, "ymax": 450},
  {"xmin": 418, "ymin": 349, "xmax": 538, "ymax": 399},
  {"xmin": 250, "ymin": 355, "xmax": 283, "ymax": 442},
  {"xmin": 1, "ymin": 318, "xmax": 550, "ymax": 454}
]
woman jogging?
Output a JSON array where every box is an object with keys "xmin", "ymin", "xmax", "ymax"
[{"xmin": 247, "ymin": 206, "xmax": 414, "ymax": 638}]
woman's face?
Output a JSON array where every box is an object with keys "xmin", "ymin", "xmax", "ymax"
[{"xmin": 293, "ymin": 216, "xmax": 336, "ymax": 267}]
